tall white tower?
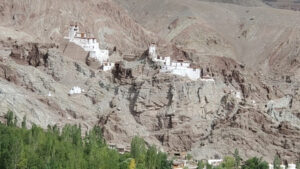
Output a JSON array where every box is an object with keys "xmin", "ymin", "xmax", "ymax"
[
  {"xmin": 69, "ymin": 25, "xmax": 79, "ymax": 40},
  {"xmin": 149, "ymin": 43, "xmax": 157, "ymax": 59}
]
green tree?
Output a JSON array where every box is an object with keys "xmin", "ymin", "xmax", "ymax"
[
  {"xmin": 129, "ymin": 159, "xmax": 136, "ymax": 169},
  {"xmin": 296, "ymin": 162, "xmax": 300, "ymax": 169},
  {"xmin": 197, "ymin": 160, "xmax": 205, "ymax": 169},
  {"xmin": 242, "ymin": 157, "xmax": 268, "ymax": 169},
  {"xmin": 145, "ymin": 145, "xmax": 157, "ymax": 169},
  {"xmin": 5, "ymin": 110, "xmax": 14, "ymax": 126},
  {"xmin": 130, "ymin": 136, "xmax": 146, "ymax": 167},
  {"xmin": 156, "ymin": 152, "xmax": 172, "ymax": 169},
  {"xmin": 13, "ymin": 116, "xmax": 18, "ymax": 127},
  {"xmin": 273, "ymin": 156, "xmax": 281, "ymax": 169},
  {"xmin": 120, "ymin": 158, "xmax": 131, "ymax": 169},
  {"xmin": 206, "ymin": 163, "xmax": 213, "ymax": 169},
  {"xmin": 187, "ymin": 154, "xmax": 193, "ymax": 160},
  {"xmin": 220, "ymin": 156, "xmax": 235, "ymax": 169},
  {"xmin": 0, "ymin": 122, "xmax": 171, "ymax": 169},
  {"xmin": 234, "ymin": 149, "xmax": 241, "ymax": 169},
  {"xmin": 21, "ymin": 116, "xmax": 26, "ymax": 129},
  {"xmin": 0, "ymin": 127, "xmax": 23, "ymax": 169}
]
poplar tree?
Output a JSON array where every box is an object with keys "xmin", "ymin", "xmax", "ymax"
[
  {"xmin": 130, "ymin": 136, "xmax": 146, "ymax": 168},
  {"xmin": 242, "ymin": 157, "xmax": 268, "ymax": 169},
  {"xmin": 197, "ymin": 160, "xmax": 205, "ymax": 169},
  {"xmin": 5, "ymin": 110, "xmax": 14, "ymax": 126},
  {"xmin": 273, "ymin": 156, "xmax": 281, "ymax": 169},
  {"xmin": 234, "ymin": 149, "xmax": 241, "ymax": 169},
  {"xmin": 21, "ymin": 116, "xmax": 26, "ymax": 129},
  {"xmin": 146, "ymin": 145, "xmax": 157, "ymax": 169}
]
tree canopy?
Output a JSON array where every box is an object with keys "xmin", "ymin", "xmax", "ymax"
[
  {"xmin": 242, "ymin": 157, "xmax": 269, "ymax": 169},
  {"xmin": 0, "ymin": 111, "xmax": 172, "ymax": 169}
]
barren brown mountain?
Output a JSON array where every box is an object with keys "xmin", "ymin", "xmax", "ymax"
[{"xmin": 0, "ymin": 0, "xmax": 299, "ymax": 162}]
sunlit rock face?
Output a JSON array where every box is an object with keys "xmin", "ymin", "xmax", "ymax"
[{"xmin": 0, "ymin": 0, "xmax": 299, "ymax": 163}]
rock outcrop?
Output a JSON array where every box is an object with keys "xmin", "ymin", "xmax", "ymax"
[{"xmin": 0, "ymin": 0, "xmax": 299, "ymax": 163}]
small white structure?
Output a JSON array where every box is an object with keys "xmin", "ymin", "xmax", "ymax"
[
  {"xmin": 48, "ymin": 92, "xmax": 52, "ymax": 97},
  {"xmin": 65, "ymin": 24, "xmax": 114, "ymax": 71},
  {"xmin": 69, "ymin": 86, "xmax": 83, "ymax": 95},
  {"xmin": 208, "ymin": 159, "xmax": 223, "ymax": 166},
  {"xmin": 149, "ymin": 44, "xmax": 201, "ymax": 81},
  {"xmin": 149, "ymin": 43, "xmax": 157, "ymax": 59},
  {"xmin": 269, "ymin": 164, "xmax": 296, "ymax": 169},
  {"xmin": 102, "ymin": 62, "xmax": 115, "ymax": 71},
  {"xmin": 235, "ymin": 91, "xmax": 241, "ymax": 99},
  {"xmin": 287, "ymin": 164, "xmax": 296, "ymax": 169},
  {"xmin": 160, "ymin": 60, "xmax": 201, "ymax": 81}
]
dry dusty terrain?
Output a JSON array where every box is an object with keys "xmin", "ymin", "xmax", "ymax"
[{"xmin": 0, "ymin": 0, "xmax": 299, "ymax": 162}]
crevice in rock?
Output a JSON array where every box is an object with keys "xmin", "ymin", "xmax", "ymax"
[
  {"xmin": 127, "ymin": 81, "xmax": 144, "ymax": 124},
  {"xmin": 167, "ymin": 84, "xmax": 173, "ymax": 106}
]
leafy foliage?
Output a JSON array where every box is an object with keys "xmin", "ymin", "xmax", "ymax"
[
  {"xmin": 242, "ymin": 157, "xmax": 269, "ymax": 169},
  {"xmin": 273, "ymin": 156, "xmax": 281, "ymax": 169},
  {"xmin": 197, "ymin": 160, "xmax": 205, "ymax": 169},
  {"xmin": 129, "ymin": 159, "xmax": 136, "ymax": 169},
  {"xmin": 0, "ymin": 111, "xmax": 172, "ymax": 169},
  {"xmin": 186, "ymin": 154, "xmax": 192, "ymax": 160},
  {"xmin": 234, "ymin": 149, "xmax": 241, "ymax": 169},
  {"xmin": 219, "ymin": 156, "xmax": 236, "ymax": 169},
  {"xmin": 296, "ymin": 162, "xmax": 300, "ymax": 169}
]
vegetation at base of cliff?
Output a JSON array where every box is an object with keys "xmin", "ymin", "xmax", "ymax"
[
  {"xmin": 196, "ymin": 149, "xmax": 300, "ymax": 169},
  {"xmin": 0, "ymin": 111, "xmax": 172, "ymax": 169},
  {"xmin": 195, "ymin": 149, "xmax": 300, "ymax": 169},
  {"xmin": 197, "ymin": 156, "xmax": 269, "ymax": 169}
]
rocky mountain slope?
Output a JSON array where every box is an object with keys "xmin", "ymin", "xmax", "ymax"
[
  {"xmin": 0, "ymin": 0, "xmax": 156, "ymax": 53},
  {"xmin": 263, "ymin": 0, "xmax": 300, "ymax": 11},
  {"xmin": 0, "ymin": 0, "xmax": 299, "ymax": 163}
]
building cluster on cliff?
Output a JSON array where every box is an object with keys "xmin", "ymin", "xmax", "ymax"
[
  {"xmin": 65, "ymin": 24, "xmax": 115, "ymax": 71},
  {"xmin": 65, "ymin": 25, "xmax": 213, "ymax": 81},
  {"xmin": 148, "ymin": 43, "xmax": 215, "ymax": 81}
]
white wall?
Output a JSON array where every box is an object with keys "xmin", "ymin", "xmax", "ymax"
[
  {"xmin": 153, "ymin": 56, "xmax": 171, "ymax": 66},
  {"xmin": 208, "ymin": 159, "xmax": 223, "ymax": 166},
  {"xmin": 148, "ymin": 44, "xmax": 201, "ymax": 80},
  {"xmin": 287, "ymin": 164, "xmax": 296, "ymax": 169},
  {"xmin": 69, "ymin": 86, "xmax": 83, "ymax": 95},
  {"xmin": 68, "ymin": 26, "xmax": 79, "ymax": 40},
  {"xmin": 68, "ymin": 26, "xmax": 109, "ymax": 63},
  {"xmin": 149, "ymin": 44, "xmax": 157, "ymax": 58},
  {"xmin": 161, "ymin": 63, "xmax": 200, "ymax": 80},
  {"xmin": 102, "ymin": 62, "xmax": 115, "ymax": 71}
]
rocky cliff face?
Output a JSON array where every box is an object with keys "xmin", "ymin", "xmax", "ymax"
[
  {"xmin": 0, "ymin": 0, "xmax": 299, "ymax": 163},
  {"xmin": 0, "ymin": 0, "xmax": 156, "ymax": 53},
  {"xmin": 263, "ymin": 0, "xmax": 300, "ymax": 11}
]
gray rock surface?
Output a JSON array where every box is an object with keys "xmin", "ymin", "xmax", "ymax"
[{"xmin": 0, "ymin": 0, "xmax": 299, "ymax": 163}]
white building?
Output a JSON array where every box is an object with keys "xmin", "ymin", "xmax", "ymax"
[
  {"xmin": 149, "ymin": 43, "xmax": 157, "ymax": 59},
  {"xmin": 102, "ymin": 62, "xmax": 115, "ymax": 71},
  {"xmin": 161, "ymin": 60, "xmax": 201, "ymax": 81},
  {"xmin": 65, "ymin": 25, "xmax": 114, "ymax": 71},
  {"xmin": 208, "ymin": 159, "xmax": 223, "ymax": 166},
  {"xmin": 280, "ymin": 164, "xmax": 286, "ymax": 169},
  {"xmin": 287, "ymin": 164, "xmax": 296, "ymax": 169},
  {"xmin": 268, "ymin": 164, "xmax": 296, "ymax": 169},
  {"xmin": 69, "ymin": 86, "xmax": 83, "ymax": 95},
  {"xmin": 149, "ymin": 44, "xmax": 201, "ymax": 81}
]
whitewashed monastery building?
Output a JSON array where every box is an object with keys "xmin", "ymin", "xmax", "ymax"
[
  {"xmin": 65, "ymin": 25, "xmax": 114, "ymax": 71},
  {"xmin": 149, "ymin": 43, "xmax": 201, "ymax": 81}
]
